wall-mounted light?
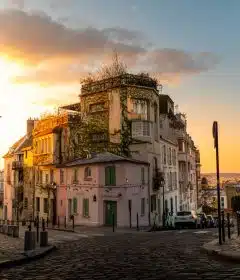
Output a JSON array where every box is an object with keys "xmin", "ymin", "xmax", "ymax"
[{"xmin": 93, "ymin": 195, "xmax": 97, "ymax": 202}]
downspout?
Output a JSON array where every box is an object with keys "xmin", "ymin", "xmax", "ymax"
[{"xmin": 148, "ymin": 164, "xmax": 151, "ymax": 226}]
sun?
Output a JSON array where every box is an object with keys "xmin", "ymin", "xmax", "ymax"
[{"xmin": 0, "ymin": 56, "xmax": 23, "ymax": 87}]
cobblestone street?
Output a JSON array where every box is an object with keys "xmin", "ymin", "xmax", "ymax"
[{"xmin": 1, "ymin": 229, "xmax": 240, "ymax": 279}]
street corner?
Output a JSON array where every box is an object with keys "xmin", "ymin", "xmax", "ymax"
[
  {"xmin": 202, "ymin": 237, "xmax": 240, "ymax": 263},
  {"xmin": 0, "ymin": 245, "xmax": 57, "ymax": 269}
]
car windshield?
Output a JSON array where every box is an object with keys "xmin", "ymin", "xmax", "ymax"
[{"xmin": 177, "ymin": 211, "xmax": 191, "ymax": 216}]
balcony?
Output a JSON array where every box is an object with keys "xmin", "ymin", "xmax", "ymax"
[
  {"xmin": 131, "ymin": 120, "xmax": 152, "ymax": 140},
  {"xmin": 12, "ymin": 161, "xmax": 23, "ymax": 170},
  {"xmin": 128, "ymin": 112, "xmax": 148, "ymax": 121}
]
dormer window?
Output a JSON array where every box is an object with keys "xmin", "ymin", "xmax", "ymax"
[{"xmin": 84, "ymin": 167, "xmax": 92, "ymax": 180}]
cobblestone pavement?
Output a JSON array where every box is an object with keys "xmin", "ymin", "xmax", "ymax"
[
  {"xmin": 0, "ymin": 234, "xmax": 24, "ymax": 262},
  {"xmin": 2, "ymin": 229, "xmax": 240, "ymax": 279}
]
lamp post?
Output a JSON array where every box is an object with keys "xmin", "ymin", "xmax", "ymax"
[{"xmin": 213, "ymin": 121, "xmax": 222, "ymax": 245}]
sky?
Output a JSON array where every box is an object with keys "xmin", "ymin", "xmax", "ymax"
[{"xmin": 0, "ymin": 0, "xmax": 239, "ymax": 173}]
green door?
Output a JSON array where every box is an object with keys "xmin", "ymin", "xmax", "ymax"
[{"xmin": 105, "ymin": 201, "xmax": 117, "ymax": 226}]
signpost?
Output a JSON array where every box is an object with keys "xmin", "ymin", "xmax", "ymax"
[{"xmin": 212, "ymin": 121, "xmax": 222, "ymax": 245}]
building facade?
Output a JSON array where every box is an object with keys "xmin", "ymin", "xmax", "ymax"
[{"xmin": 55, "ymin": 152, "xmax": 149, "ymax": 227}]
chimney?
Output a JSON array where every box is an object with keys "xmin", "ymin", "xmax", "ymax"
[{"xmin": 27, "ymin": 118, "xmax": 35, "ymax": 136}]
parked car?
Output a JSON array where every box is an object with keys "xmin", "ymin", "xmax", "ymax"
[
  {"xmin": 175, "ymin": 211, "xmax": 198, "ymax": 229},
  {"xmin": 206, "ymin": 215, "xmax": 215, "ymax": 228}
]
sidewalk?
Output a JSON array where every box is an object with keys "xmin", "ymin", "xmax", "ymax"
[
  {"xmin": 0, "ymin": 232, "xmax": 55, "ymax": 268},
  {"xmin": 202, "ymin": 233, "xmax": 240, "ymax": 262}
]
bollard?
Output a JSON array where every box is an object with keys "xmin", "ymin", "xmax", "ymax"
[
  {"xmin": 58, "ymin": 216, "xmax": 60, "ymax": 228},
  {"xmin": 64, "ymin": 216, "xmax": 67, "ymax": 228},
  {"xmin": 47, "ymin": 217, "xmax": 49, "ymax": 228},
  {"xmin": 36, "ymin": 220, "xmax": 39, "ymax": 243},
  {"xmin": 221, "ymin": 211, "xmax": 225, "ymax": 242},
  {"xmin": 136, "ymin": 212, "xmax": 139, "ymax": 231},
  {"xmin": 24, "ymin": 230, "xmax": 36, "ymax": 251},
  {"xmin": 40, "ymin": 231, "xmax": 48, "ymax": 247},
  {"xmin": 72, "ymin": 215, "xmax": 75, "ymax": 230},
  {"xmin": 112, "ymin": 212, "xmax": 115, "ymax": 232},
  {"xmin": 227, "ymin": 213, "xmax": 231, "ymax": 239}
]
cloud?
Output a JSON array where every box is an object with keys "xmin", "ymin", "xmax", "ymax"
[
  {"xmin": 1, "ymin": 9, "xmax": 219, "ymax": 86},
  {"xmin": 9, "ymin": 0, "xmax": 25, "ymax": 9}
]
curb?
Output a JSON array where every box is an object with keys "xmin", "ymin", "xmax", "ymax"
[
  {"xmin": 46, "ymin": 227, "xmax": 74, "ymax": 233},
  {"xmin": 0, "ymin": 245, "xmax": 57, "ymax": 269},
  {"xmin": 202, "ymin": 238, "xmax": 240, "ymax": 263}
]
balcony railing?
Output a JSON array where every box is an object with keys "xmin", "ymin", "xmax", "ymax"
[
  {"xmin": 12, "ymin": 161, "xmax": 23, "ymax": 170},
  {"xmin": 128, "ymin": 112, "xmax": 148, "ymax": 121}
]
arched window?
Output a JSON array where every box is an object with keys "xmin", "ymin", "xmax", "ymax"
[{"xmin": 84, "ymin": 167, "xmax": 91, "ymax": 179}]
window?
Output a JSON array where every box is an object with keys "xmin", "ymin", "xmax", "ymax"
[
  {"xmin": 84, "ymin": 167, "xmax": 91, "ymax": 179},
  {"xmin": 163, "ymin": 145, "xmax": 166, "ymax": 164},
  {"xmin": 105, "ymin": 166, "xmax": 116, "ymax": 186},
  {"xmin": 48, "ymin": 138, "xmax": 52, "ymax": 153},
  {"xmin": 132, "ymin": 99, "xmax": 148, "ymax": 116},
  {"xmin": 60, "ymin": 169, "xmax": 64, "ymax": 184},
  {"xmin": 170, "ymin": 198, "xmax": 173, "ymax": 213},
  {"xmin": 45, "ymin": 173, "xmax": 49, "ymax": 184},
  {"xmin": 132, "ymin": 121, "xmax": 150, "ymax": 137},
  {"xmin": 141, "ymin": 167, "xmax": 145, "ymax": 184},
  {"xmin": 83, "ymin": 198, "xmax": 89, "ymax": 217},
  {"xmin": 89, "ymin": 102, "xmax": 105, "ymax": 112},
  {"xmin": 24, "ymin": 198, "xmax": 28, "ymax": 209},
  {"xmin": 159, "ymin": 120, "xmax": 163, "ymax": 129},
  {"xmin": 150, "ymin": 194, "xmax": 156, "ymax": 212},
  {"xmin": 92, "ymin": 133, "xmax": 106, "ymax": 142},
  {"xmin": 50, "ymin": 169, "xmax": 54, "ymax": 183},
  {"xmin": 169, "ymin": 148, "xmax": 172, "ymax": 165},
  {"xmin": 39, "ymin": 170, "xmax": 43, "ymax": 184},
  {"xmin": 141, "ymin": 198, "xmax": 145, "ymax": 216},
  {"xmin": 172, "ymin": 149, "xmax": 176, "ymax": 166},
  {"xmin": 44, "ymin": 198, "xmax": 48, "ymax": 213},
  {"xmin": 175, "ymin": 196, "xmax": 178, "ymax": 213},
  {"xmin": 36, "ymin": 197, "xmax": 40, "ymax": 212},
  {"xmin": 73, "ymin": 169, "xmax": 78, "ymax": 183},
  {"xmin": 73, "ymin": 198, "xmax": 78, "ymax": 214}
]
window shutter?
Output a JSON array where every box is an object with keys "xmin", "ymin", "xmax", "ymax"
[
  {"xmin": 111, "ymin": 166, "xmax": 116, "ymax": 185},
  {"xmin": 73, "ymin": 198, "xmax": 78, "ymax": 213},
  {"xmin": 105, "ymin": 167, "xmax": 110, "ymax": 185}
]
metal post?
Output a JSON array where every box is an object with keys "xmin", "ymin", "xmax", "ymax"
[
  {"xmin": 64, "ymin": 216, "xmax": 67, "ymax": 228},
  {"xmin": 227, "ymin": 213, "xmax": 231, "ymax": 239},
  {"xmin": 112, "ymin": 212, "xmax": 115, "ymax": 232},
  {"xmin": 136, "ymin": 212, "xmax": 139, "ymax": 231},
  {"xmin": 162, "ymin": 182, "xmax": 165, "ymax": 228},
  {"xmin": 46, "ymin": 217, "xmax": 49, "ymax": 228},
  {"xmin": 221, "ymin": 211, "xmax": 225, "ymax": 242},
  {"xmin": 213, "ymin": 121, "xmax": 222, "ymax": 245},
  {"xmin": 36, "ymin": 219, "xmax": 39, "ymax": 243},
  {"xmin": 72, "ymin": 215, "xmax": 75, "ymax": 230},
  {"xmin": 58, "ymin": 216, "xmax": 60, "ymax": 228},
  {"xmin": 128, "ymin": 200, "xmax": 132, "ymax": 228}
]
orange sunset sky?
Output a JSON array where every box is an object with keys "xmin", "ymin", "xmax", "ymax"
[{"xmin": 0, "ymin": 0, "xmax": 240, "ymax": 173}]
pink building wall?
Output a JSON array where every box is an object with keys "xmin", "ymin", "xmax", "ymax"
[{"xmin": 55, "ymin": 161, "xmax": 149, "ymax": 227}]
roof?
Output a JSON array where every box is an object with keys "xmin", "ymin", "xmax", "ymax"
[
  {"xmin": 59, "ymin": 152, "xmax": 149, "ymax": 167},
  {"xmin": 3, "ymin": 136, "xmax": 26, "ymax": 158},
  {"xmin": 20, "ymin": 135, "xmax": 33, "ymax": 150}
]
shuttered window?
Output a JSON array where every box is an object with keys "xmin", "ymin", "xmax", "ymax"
[
  {"xmin": 83, "ymin": 198, "xmax": 89, "ymax": 217},
  {"xmin": 73, "ymin": 198, "xmax": 78, "ymax": 214},
  {"xmin": 105, "ymin": 166, "xmax": 116, "ymax": 186}
]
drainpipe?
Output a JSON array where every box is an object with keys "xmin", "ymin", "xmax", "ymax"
[{"xmin": 148, "ymin": 164, "xmax": 151, "ymax": 226}]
